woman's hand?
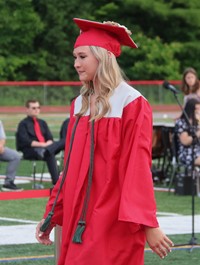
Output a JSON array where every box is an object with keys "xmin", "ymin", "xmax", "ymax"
[
  {"xmin": 35, "ymin": 219, "xmax": 54, "ymax": 245},
  {"xmin": 145, "ymin": 227, "xmax": 174, "ymax": 259}
]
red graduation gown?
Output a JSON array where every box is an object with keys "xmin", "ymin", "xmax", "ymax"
[{"xmin": 44, "ymin": 81, "xmax": 159, "ymax": 265}]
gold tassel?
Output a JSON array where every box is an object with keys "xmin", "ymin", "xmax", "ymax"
[{"xmin": 72, "ymin": 221, "xmax": 86, "ymax": 244}]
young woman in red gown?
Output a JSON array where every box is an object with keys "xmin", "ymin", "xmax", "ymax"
[{"xmin": 36, "ymin": 18, "xmax": 173, "ymax": 265}]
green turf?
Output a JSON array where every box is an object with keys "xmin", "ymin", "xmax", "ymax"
[
  {"xmin": 0, "ymin": 198, "xmax": 49, "ymax": 221},
  {"xmin": 0, "ymin": 243, "xmax": 54, "ymax": 264},
  {"xmin": 145, "ymin": 246, "xmax": 200, "ymax": 265},
  {"xmin": 0, "ymin": 191, "xmax": 199, "ymax": 223},
  {"xmin": 0, "ymin": 236, "xmax": 199, "ymax": 265},
  {"xmin": 155, "ymin": 191, "xmax": 200, "ymax": 215},
  {"xmin": 0, "ymin": 192, "xmax": 200, "ymax": 265}
]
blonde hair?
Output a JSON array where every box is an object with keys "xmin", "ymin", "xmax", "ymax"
[{"xmin": 77, "ymin": 46, "xmax": 126, "ymax": 120}]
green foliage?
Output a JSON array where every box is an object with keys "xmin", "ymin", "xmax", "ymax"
[
  {"xmin": 176, "ymin": 42, "xmax": 200, "ymax": 74},
  {"xmin": 95, "ymin": 2, "xmax": 120, "ymax": 17},
  {"xmin": 0, "ymin": 0, "xmax": 200, "ymax": 81},
  {"xmin": 0, "ymin": 85, "xmax": 80, "ymax": 106},
  {"xmin": 119, "ymin": 32, "xmax": 181, "ymax": 80},
  {"xmin": 0, "ymin": 0, "xmax": 44, "ymax": 80}
]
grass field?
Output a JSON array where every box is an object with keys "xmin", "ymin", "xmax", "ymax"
[
  {"xmin": 0, "ymin": 238, "xmax": 200, "ymax": 265},
  {"xmin": 0, "ymin": 111, "xmax": 200, "ymax": 264}
]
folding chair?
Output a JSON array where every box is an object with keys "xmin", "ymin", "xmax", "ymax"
[
  {"xmin": 160, "ymin": 125, "xmax": 175, "ymax": 185},
  {"xmin": 20, "ymin": 155, "xmax": 46, "ymax": 189},
  {"xmin": 29, "ymin": 159, "xmax": 45, "ymax": 189},
  {"xmin": 167, "ymin": 132, "xmax": 181, "ymax": 192},
  {"xmin": 152, "ymin": 124, "xmax": 165, "ymax": 182},
  {"xmin": 15, "ymin": 131, "xmax": 47, "ymax": 189},
  {"xmin": 152, "ymin": 123, "xmax": 175, "ymax": 184}
]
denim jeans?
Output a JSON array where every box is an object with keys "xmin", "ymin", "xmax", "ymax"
[{"xmin": 0, "ymin": 147, "xmax": 21, "ymax": 184}]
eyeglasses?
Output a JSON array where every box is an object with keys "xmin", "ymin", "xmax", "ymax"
[{"xmin": 30, "ymin": 106, "xmax": 40, "ymax": 110}]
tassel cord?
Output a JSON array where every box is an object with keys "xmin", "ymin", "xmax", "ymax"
[
  {"xmin": 73, "ymin": 120, "xmax": 95, "ymax": 243},
  {"xmin": 80, "ymin": 120, "xmax": 95, "ymax": 221},
  {"xmin": 40, "ymin": 116, "xmax": 80, "ymax": 232}
]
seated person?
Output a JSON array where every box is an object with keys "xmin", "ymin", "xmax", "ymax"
[
  {"xmin": 53, "ymin": 97, "xmax": 75, "ymax": 152},
  {"xmin": 0, "ymin": 120, "xmax": 22, "ymax": 191},
  {"xmin": 41, "ymin": 117, "xmax": 70, "ymax": 158},
  {"xmin": 180, "ymin": 67, "xmax": 200, "ymax": 106},
  {"xmin": 16, "ymin": 99, "xmax": 61, "ymax": 185},
  {"xmin": 40, "ymin": 98, "xmax": 74, "ymax": 156},
  {"xmin": 59, "ymin": 118, "xmax": 70, "ymax": 142},
  {"xmin": 175, "ymin": 98, "xmax": 200, "ymax": 169}
]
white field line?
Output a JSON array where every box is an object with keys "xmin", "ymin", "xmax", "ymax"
[
  {"xmin": 0, "ymin": 212, "xmax": 182, "ymax": 225},
  {"xmin": 0, "ymin": 217, "xmax": 37, "ymax": 224},
  {"xmin": 157, "ymin": 212, "xmax": 182, "ymax": 216}
]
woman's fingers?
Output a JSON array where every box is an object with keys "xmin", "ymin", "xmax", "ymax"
[{"xmin": 35, "ymin": 219, "xmax": 53, "ymax": 245}]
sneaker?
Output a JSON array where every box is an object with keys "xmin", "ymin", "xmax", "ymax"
[{"xmin": 1, "ymin": 182, "xmax": 23, "ymax": 192}]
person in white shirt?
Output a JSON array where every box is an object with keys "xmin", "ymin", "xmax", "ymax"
[{"xmin": 0, "ymin": 120, "xmax": 22, "ymax": 191}]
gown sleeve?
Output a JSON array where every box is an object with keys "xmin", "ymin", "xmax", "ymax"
[{"xmin": 118, "ymin": 96, "xmax": 159, "ymax": 228}]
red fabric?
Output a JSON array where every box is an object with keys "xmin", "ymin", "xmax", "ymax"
[
  {"xmin": 73, "ymin": 18, "xmax": 137, "ymax": 57},
  {"xmin": 44, "ymin": 87, "xmax": 158, "ymax": 265},
  {"xmin": 33, "ymin": 117, "xmax": 45, "ymax": 142}
]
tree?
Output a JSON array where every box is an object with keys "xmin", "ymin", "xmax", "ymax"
[
  {"xmin": 92, "ymin": 0, "xmax": 200, "ymax": 79},
  {"xmin": 31, "ymin": 0, "xmax": 94, "ymax": 81},
  {"xmin": 1, "ymin": 0, "xmax": 200, "ymax": 81},
  {"xmin": 0, "ymin": 0, "xmax": 43, "ymax": 80},
  {"xmin": 120, "ymin": 33, "xmax": 181, "ymax": 80}
]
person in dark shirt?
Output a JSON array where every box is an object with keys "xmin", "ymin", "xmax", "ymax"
[
  {"xmin": 16, "ymin": 99, "xmax": 61, "ymax": 185},
  {"xmin": 56, "ymin": 97, "xmax": 76, "ymax": 150},
  {"xmin": 59, "ymin": 118, "xmax": 70, "ymax": 141}
]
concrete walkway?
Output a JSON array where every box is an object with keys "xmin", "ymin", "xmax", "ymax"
[
  {"xmin": 0, "ymin": 214, "xmax": 200, "ymax": 245},
  {"xmin": 158, "ymin": 214, "xmax": 200, "ymax": 236}
]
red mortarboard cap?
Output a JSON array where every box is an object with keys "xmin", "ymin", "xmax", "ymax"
[{"xmin": 73, "ymin": 18, "xmax": 137, "ymax": 57}]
